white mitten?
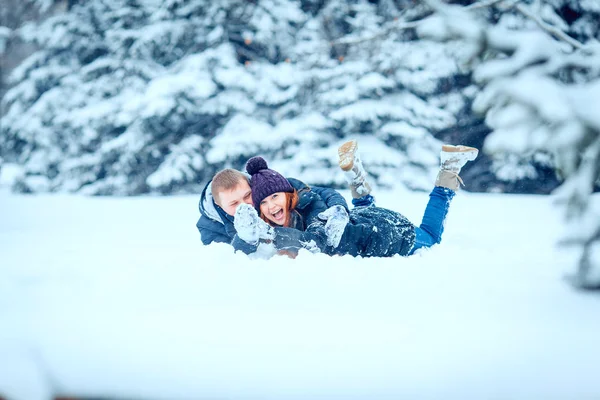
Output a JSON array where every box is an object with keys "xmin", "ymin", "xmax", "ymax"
[
  {"xmin": 234, "ymin": 204, "xmax": 275, "ymax": 244},
  {"xmin": 317, "ymin": 205, "xmax": 349, "ymax": 248}
]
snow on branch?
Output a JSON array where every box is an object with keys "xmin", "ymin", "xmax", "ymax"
[
  {"xmin": 334, "ymin": 0, "xmax": 585, "ymax": 55},
  {"xmin": 331, "ymin": 19, "xmax": 422, "ymax": 46},
  {"xmin": 419, "ymin": 0, "xmax": 600, "ymax": 289},
  {"xmin": 511, "ymin": 2, "xmax": 584, "ymax": 50}
]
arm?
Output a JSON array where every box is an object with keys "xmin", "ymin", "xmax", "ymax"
[
  {"xmin": 232, "ymin": 203, "xmax": 331, "ymax": 257},
  {"xmin": 286, "ymin": 177, "xmax": 348, "ymax": 211},
  {"xmin": 310, "ymin": 186, "xmax": 349, "ymax": 212},
  {"xmin": 232, "ymin": 226, "xmax": 329, "ymax": 258},
  {"xmin": 197, "ymin": 216, "xmax": 231, "ymax": 245},
  {"xmin": 197, "ymin": 214, "xmax": 263, "ymax": 255},
  {"xmin": 308, "ymin": 187, "xmax": 351, "ymax": 249},
  {"xmin": 271, "ymin": 224, "xmax": 330, "ymax": 256},
  {"xmin": 231, "ymin": 234, "xmax": 260, "ymax": 254}
]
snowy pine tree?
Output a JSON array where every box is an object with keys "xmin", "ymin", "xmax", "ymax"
[
  {"xmin": 3, "ymin": 1, "xmax": 243, "ymax": 194},
  {"xmin": 418, "ymin": 0, "xmax": 600, "ymax": 289},
  {"xmin": 1, "ymin": 0, "xmax": 499, "ymax": 195}
]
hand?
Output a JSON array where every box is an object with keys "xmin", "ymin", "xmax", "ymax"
[
  {"xmin": 318, "ymin": 205, "xmax": 349, "ymax": 248},
  {"xmin": 234, "ymin": 204, "xmax": 274, "ymax": 244}
]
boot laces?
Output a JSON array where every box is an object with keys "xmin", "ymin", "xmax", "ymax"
[{"xmin": 446, "ymin": 170, "xmax": 464, "ymax": 186}]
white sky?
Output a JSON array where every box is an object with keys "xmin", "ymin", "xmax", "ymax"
[{"xmin": 1, "ymin": 187, "xmax": 599, "ymax": 400}]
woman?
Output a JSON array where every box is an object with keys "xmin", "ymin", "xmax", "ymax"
[{"xmin": 235, "ymin": 141, "xmax": 478, "ymax": 257}]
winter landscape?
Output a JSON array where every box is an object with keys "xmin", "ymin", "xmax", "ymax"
[
  {"xmin": 1, "ymin": 0, "xmax": 599, "ymax": 399},
  {"xmin": 1, "ymin": 185, "xmax": 599, "ymax": 400}
]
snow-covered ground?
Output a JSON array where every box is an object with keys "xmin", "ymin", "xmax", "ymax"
[{"xmin": 0, "ymin": 187, "xmax": 598, "ymax": 400}]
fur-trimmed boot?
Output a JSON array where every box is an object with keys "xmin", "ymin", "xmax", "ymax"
[
  {"xmin": 338, "ymin": 139, "xmax": 372, "ymax": 199},
  {"xmin": 435, "ymin": 145, "xmax": 479, "ymax": 191}
]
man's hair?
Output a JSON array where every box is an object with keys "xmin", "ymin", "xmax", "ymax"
[{"xmin": 211, "ymin": 169, "xmax": 249, "ymax": 205}]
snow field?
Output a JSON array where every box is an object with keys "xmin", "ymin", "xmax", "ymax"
[{"xmin": 0, "ymin": 189, "xmax": 598, "ymax": 400}]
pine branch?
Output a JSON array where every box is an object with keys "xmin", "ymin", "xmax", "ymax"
[
  {"xmin": 511, "ymin": 2, "xmax": 585, "ymax": 50},
  {"xmin": 332, "ymin": 0, "xmax": 586, "ymax": 53},
  {"xmin": 330, "ymin": 19, "xmax": 422, "ymax": 46},
  {"xmin": 465, "ymin": 0, "xmax": 506, "ymax": 10}
]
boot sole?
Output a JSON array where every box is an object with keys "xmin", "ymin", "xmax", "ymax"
[
  {"xmin": 442, "ymin": 144, "xmax": 479, "ymax": 161},
  {"xmin": 338, "ymin": 140, "xmax": 358, "ymax": 171}
]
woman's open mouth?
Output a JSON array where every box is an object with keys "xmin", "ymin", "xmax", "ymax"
[{"xmin": 272, "ymin": 209, "xmax": 284, "ymax": 222}]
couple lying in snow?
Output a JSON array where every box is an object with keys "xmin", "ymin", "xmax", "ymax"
[{"xmin": 196, "ymin": 140, "xmax": 478, "ymax": 258}]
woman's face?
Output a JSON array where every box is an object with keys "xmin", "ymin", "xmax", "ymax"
[{"xmin": 259, "ymin": 192, "xmax": 288, "ymax": 226}]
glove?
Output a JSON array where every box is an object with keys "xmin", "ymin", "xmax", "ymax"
[
  {"xmin": 234, "ymin": 203, "xmax": 275, "ymax": 244},
  {"xmin": 317, "ymin": 205, "xmax": 349, "ymax": 248}
]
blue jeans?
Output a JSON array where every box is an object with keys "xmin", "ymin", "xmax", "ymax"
[
  {"xmin": 351, "ymin": 194, "xmax": 376, "ymax": 208},
  {"xmin": 410, "ymin": 186, "xmax": 455, "ymax": 254}
]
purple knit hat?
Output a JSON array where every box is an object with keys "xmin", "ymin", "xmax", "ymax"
[{"xmin": 246, "ymin": 156, "xmax": 293, "ymax": 208}]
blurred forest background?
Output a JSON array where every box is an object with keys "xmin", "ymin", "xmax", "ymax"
[{"xmin": 1, "ymin": 0, "xmax": 599, "ymax": 287}]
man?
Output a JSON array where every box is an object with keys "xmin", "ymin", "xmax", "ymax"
[{"xmin": 196, "ymin": 168, "xmax": 349, "ymax": 253}]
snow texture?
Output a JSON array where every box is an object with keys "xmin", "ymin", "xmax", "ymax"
[{"xmin": 0, "ymin": 188, "xmax": 599, "ymax": 400}]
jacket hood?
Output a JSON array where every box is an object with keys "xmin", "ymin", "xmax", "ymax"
[
  {"xmin": 199, "ymin": 180, "xmax": 229, "ymax": 223},
  {"xmin": 197, "ymin": 179, "xmax": 239, "ymax": 243}
]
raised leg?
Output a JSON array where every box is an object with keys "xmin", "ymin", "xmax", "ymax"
[
  {"xmin": 338, "ymin": 140, "xmax": 372, "ymax": 199},
  {"xmin": 410, "ymin": 186, "xmax": 455, "ymax": 254},
  {"xmin": 410, "ymin": 144, "xmax": 478, "ymax": 254}
]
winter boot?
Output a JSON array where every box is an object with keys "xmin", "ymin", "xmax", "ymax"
[
  {"xmin": 338, "ymin": 139, "xmax": 372, "ymax": 199},
  {"xmin": 435, "ymin": 145, "xmax": 479, "ymax": 191}
]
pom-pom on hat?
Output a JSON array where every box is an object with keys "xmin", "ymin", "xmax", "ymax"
[{"xmin": 246, "ymin": 156, "xmax": 293, "ymax": 208}]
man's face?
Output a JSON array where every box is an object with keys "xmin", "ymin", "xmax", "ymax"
[{"xmin": 217, "ymin": 179, "xmax": 253, "ymax": 216}]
